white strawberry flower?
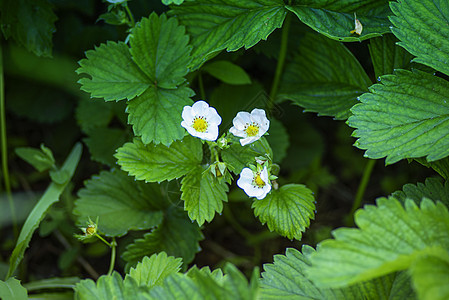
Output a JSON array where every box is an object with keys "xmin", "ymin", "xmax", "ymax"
[
  {"xmin": 229, "ymin": 108, "xmax": 270, "ymax": 146},
  {"xmin": 237, "ymin": 166, "xmax": 271, "ymax": 200},
  {"xmin": 181, "ymin": 100, "xmax": 222, "ymax": 141}
]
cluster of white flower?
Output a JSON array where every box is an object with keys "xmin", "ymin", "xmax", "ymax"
[{"xmin": 181, "ymin": 100, "xmax": 273, "ymax": 200}]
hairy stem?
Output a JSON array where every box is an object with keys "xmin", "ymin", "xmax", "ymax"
[
  {"xmin": 125, "ymin": 4, "xmax": 135, "ymax": 28},
  {"xmin": 0, "ymin": 45, "xmax": 18, "ymax": 237},
  {"xmin": 107, "ymin": 238, "xmax": 117, "ymax": 276},
  {"xmin": 347, "ymin": 159, "xmax": 376, "ymax": 226},
  {"xmin": 268, "ymin": 13, "xmax": 291, "ymax": 114}
]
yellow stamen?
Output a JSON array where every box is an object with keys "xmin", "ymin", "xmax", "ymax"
[
  {"xmin": 86, "ymin": 225, "xmax": 96, "ymax": 235},
  {"xmin": 254, "ymin": 173, "xmax": 265, "ymax": 188},
  {"xmin": 245, "ymin": 123, "xmax": 259, "ymax": 137},
  {"xmin": 192, "ymin": 117, "xmax": 208, "ymax": 132}
]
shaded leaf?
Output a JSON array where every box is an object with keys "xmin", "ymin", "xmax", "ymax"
[
  {"xmin": 83, "ymin": 127, "xmax": 129, "ymax": 166},
  {"xmin": 0, "ymin": 278, "xmax": 28, "ymax": 300},
  {"xmin": 181, "ymin": 167, "xmax": 229, "ymax": 225},
  {"xmin": 414, "ymin": 157, "xmax": 449, "ymax": 180},
  {"xmin": 203, "ymin": 60, "xmax": 251, "ymax": 85},
  {"xmin": 392, "ymin": 177, "xmax": 449, "ymax": 208},
  {"xmin": 410, "ymin": 253, "xmax": 449, "ymax": 300},
  {"xmin": 348, "ymin": 69, "xmax": 449, "ymax": 165},
  {"xmin": 390, "ymin": 0, "xmax": 449, "ymax": 76},
  {"xmin": 252, "ymin": 184, "xmax": 315, "ymax": 240},
  {"xmin": 74, "ymin": 170, "xmax": 164, "ymax": 237},
  {"xmin": 279, "ymin": 33, "xmax": 371, "ymax": 120},
  {"xmin": 264, "ymin": 118, "xmax": 289, "ymax": 163},
  {"xmin": 122, "ymin": 207, "xmax": 203, "ymax": 267},
  {"xmin": 15, "ymin": 144, "xmax": 55, "ymax": 172},
  {"xmin": 115, "ymin": 136, "xmax": 202, "ymax": 182}
]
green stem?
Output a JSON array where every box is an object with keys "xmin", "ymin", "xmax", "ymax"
[
  {"xmin": 198, "ymin": 72, "xmax": 206, "ymax": 99},
  {"xmin": 268, "ymin": 13, "xmax": 291, "ymax": 113},
  {"xmin": 95, "ymin": 233, "xmax": 112, "ymax": 248},
  {"xmin": 347, "ymin": 159, "xmax": 376, "ymax": 225},
  {"xmin": 107, "ymin": 238, "xmax": 117, "ymax": 276},
  {"xmin": 124, "ymin": 4, "xmax": 135, "ymax": 28},
  {"xmin": 0, "ymin": 45, "xmax": 17, "ymax": 238}
]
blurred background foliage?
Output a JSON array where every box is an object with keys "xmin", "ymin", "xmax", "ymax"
[{"xmin": 0, "ymin": 0, "xmax": 433, "ymax": 282}]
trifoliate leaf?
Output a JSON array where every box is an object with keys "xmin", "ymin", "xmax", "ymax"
[
  {"xmin": 77, "ymin": 41, "xmax": 150, "ymax": 101},
  {"xmin": 287, "ymin": 1, "xmax": 391, "ymax": 42},
  {"xmin": 410, "ymin": 253, "xmax": 449, "ymax": 300},
  {"xmin": 260, "ymin": 245, "xmax": 415, "ymax": 299},
  {"xmin": 368, "ymin": 33, "xmax": 414, "ymax": 78},
  {"xmin": 181, "ymin": 167, "xmax": 229, "ymax": 225},
  {"xmin": 0, "ymin": 0, "xmax": 57, "ymax": 57},
  {"xmin": 74, "ymin": 272, "xmax": 151, "ymax": 300},
  {"xmin": 392, "ymin": 177, "xmax": 449, "ymax": 208},
  {"xmin": 74, "ymin": 170, "xmax": 164, "ymax": 237},
  {"xmin": 414, "ymin": 157, "xmax": 449, "ymax": 180},
  {"xmin": 0, "ymin": 278, "xmax": 28, "ymax": 300},
  {"xmin": 126, "ymin": 86, "xmax": 194, "ymax": 145},
  {"xmin": 169, "ymin": 0, "xmax": 287, "ymax": 70},
  {"xmin": 84, "ymin": 127, "xmax": 129, "ymax": 166},
  {"xmin": 15, "ymin": 144, "xmax": 55, "ymax": 172},
  {"xmin": 125, "ymin": 252, "xmax": 182, "ymax": 288},
  {"xmin": 307, "ymin": 197, "xmax": 449, "ymax": 288},
  {"xmin": 115, "ymin": 136, "xmax": 202, "ymax": 182},
  {"xmin": 122, "ymin": 207, "xmax": 203, "ymax": 267},
  {"xmin": 252, "ymin": 184, "xmax": 315, "ymax": 240},
  {"xmin": 130, "ymin": 13, "xmax": 191, "ymax": 89},
  {"xmin": 202, "ymin": 60, "xmax": 251, "ymax": 85},
  {"xmin": 390, "ymin": 0, "xmax": 449, "ymax": 76},
  {"xmin": 348, "ymin": 69, "xmax": 449, "ymax": 165},
  {"xmin": 279, "ymin": 33, "xmax": 371, "ymax": 120}
]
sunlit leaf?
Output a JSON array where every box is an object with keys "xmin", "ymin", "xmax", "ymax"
[
  {"xmin": 410, "ymin": 253, "xmax": 449, "ymax": 300},
  {"xmin": 0, "ymin": 278, "xmax": 28, "ymax": 300},
  {"xmin": 390, "ymin": 0, "xmax": 449, "ymax": 76},
  {"xmin": 181, "ymin": 167, "xmax": 229, "ymax": 225},
  {"xmin": 115, "ymin": 136, "xmax": 202, "ymax": 182},
  {"xmin": 392, "ymin": 177, "xmax": 449, "ymax": 208},
  {"xmin": 252, "ymin": 184, "xmax": 315, "ymax": 240},
  {"xmin": 348, "ymin": 69, "xmax": 449, "ymax": 165}
]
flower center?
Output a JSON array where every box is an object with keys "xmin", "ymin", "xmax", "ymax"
[
  {"xmin": 254, "ymin": 173, "xmax": 266, "ymax": 188},
  {"xmin": 192, "ymin": 117, "xmax": 208, "ymax": 132},
  {"xmin": 245, "ymin": 123, "xmax": 260, "ymax": 137}
]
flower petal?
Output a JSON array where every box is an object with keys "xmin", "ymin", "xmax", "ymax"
[
  {"xmin": 233, "ymin": 111, "xmax": 251, "ymax": 130},
  {"xmin": 240, "ymin": 136, "xmax": 258, "ymax": 146},
  {"xmin": 192, "ymin": 100, "xmax": 209, "ymax": 115},
  {"xmin": 207, "ymin": 107, "xmax": 222, "ymax": 125},
  {"xmin": 230, "ymin": 126, "xmax": 246, "ymax": 138},
  {"xmin": 182, "ymin": 106, "xmax": 194, "ymax": 122}
]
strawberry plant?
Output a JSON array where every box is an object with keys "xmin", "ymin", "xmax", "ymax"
[{"xmin": 0, "ymin": 0, "xmax": 448, "ymax": 299}]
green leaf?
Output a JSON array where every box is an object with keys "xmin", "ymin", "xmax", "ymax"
[
  {"xmin": 414, "ymin": 157, "xmax": 449, "ymax": 180},
  {"xmin": 126, "ymin": 86, "xmax": 194, "ymax": 145},
  {"xmin": 84, "ymin": 127, "xmax": 129, "ymax": 166},
  {"xmin": 202, "ymin": 60, "xmax": 251, "ymax": 85},
  {"xmin": 162, "ymin": 0, "xmax": 184, "ymax": 5},
  {"xmin": 74, "ymin": 272, "xmax": 151, "ymax": 300},
  {"xmin": 287, "ymin": 1, "xmax": 391, "ymax": 42},
  {"xmin": 252, "ymin": 184, "xmax": 315, "ymax": 240},
  {"xmin": 77, "ymin": 41, "xmax": 150, "ymax": 101},
  {"xmin": 260, "ymin": 246, "xmax": 415, "ymax": 299},
  {"xmin": 122, "ymin": 207, "xmax": 203, "ymax": 267},
  {"xmin": 7, "ymin": 143, "xmax": 82, "ymax": 278},
  {"xmin": 410, "ymin": 253, "xmax": 449, "ymax": 300},
  {"xmin": 221, "ymin": 137, "xmax": 271, "ymax": 174},
  {"xmin": 147, "ymin": 273, "xmax": 203, "ymax": 300},
  {"xmin": 129, "ymin": 13, "xmax": 191, "ymax": 89},
  {"xmin": 126, "ymin": 252, "xmax": 182, "ymax": 288},
  {"xmin": 181, "ymin": 167, "xmax": 229, "ymax": 225},
  {"xmin": 23, "ymin": 277, "xmax": 80, "ymax": 291},
  {"xmin": 392, "ymin": 177, "xmax": 449, "ymax": 208},
  {"xmin": 115, "ymin": 136, "xmax": 202, "ymax": 182},
  {"xmin": 279, "ymin": 33, "xmax": 371, "ymax": 120},
  {"xmin": 390, "ymin": 0, "xmax": 449, "ymax": 76},
  {"xmin": 0, "ymin": 0, "xmax": 57, "ymax": 57},
  {"xmin": 0, "ymin": 278, "xmax": 28, "ymax": 300},
  {"xmin": 368, "ymin": 33, "xmax": 414, "ymax": 78},
  {"xmin": 348, "ymin": 69, "xmax": 449, "ymax": 165},
  {"xmin": 307, "ymin": 197, "xmax": 449, "ymax": 288},
  {"xmin": 74, "ymin": 170, "xmax": 164, "ymax": 237},
  {"xmin": 169, "ymin": 0, "xmax": 287, "ymax": 69},
  {"xmin": 15, "ymin": 144, "xmax": 55, "ymax": 172}
]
